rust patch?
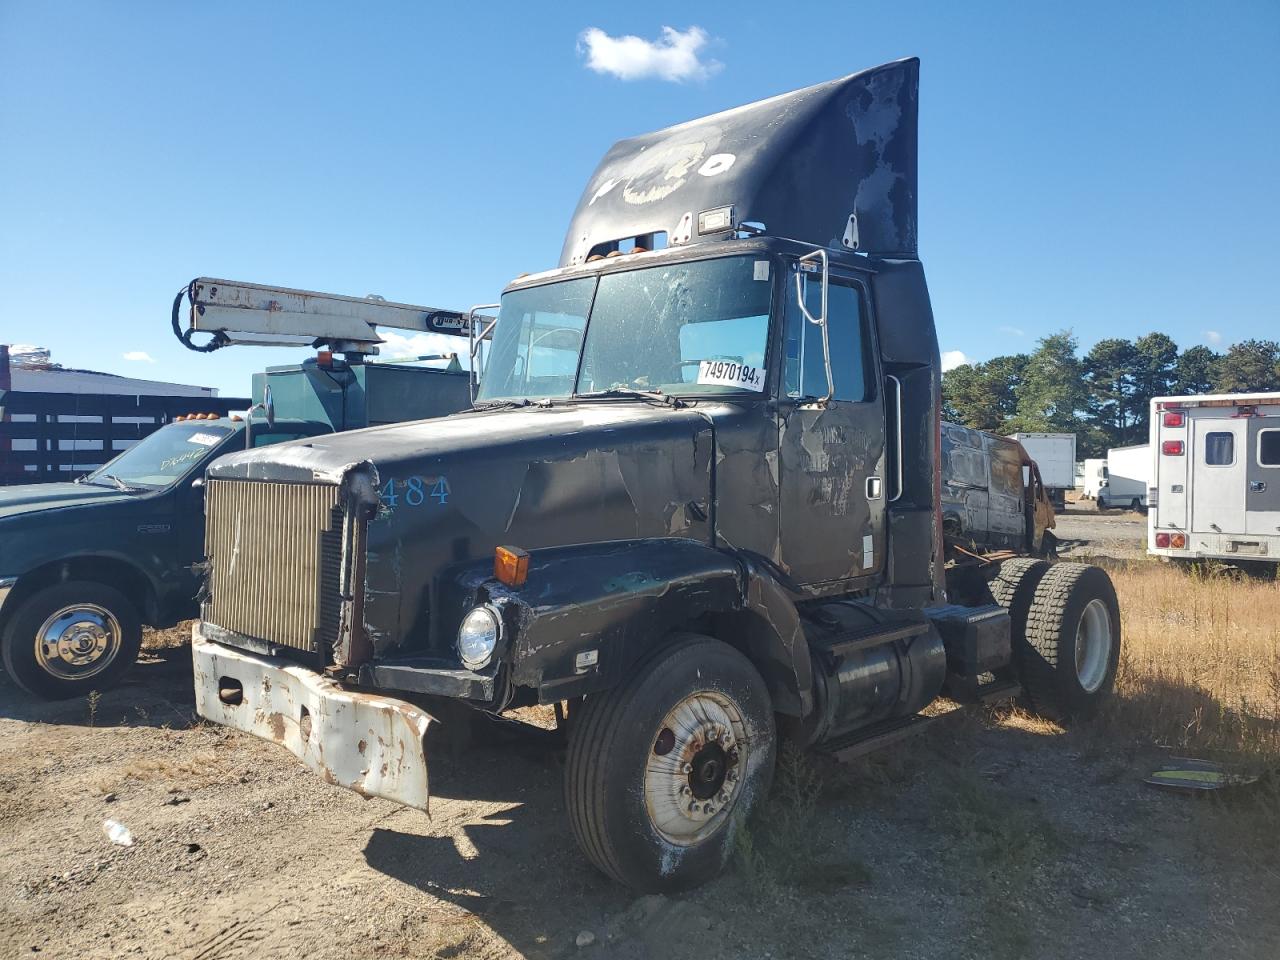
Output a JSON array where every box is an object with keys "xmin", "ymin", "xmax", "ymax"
[
  {"xmin": 357, "ymin": 739, "xmax": 367, "ymax": 755},
  {"xmin": 267, "ymin": 712, "xmax": 286, "ymax": 742}
]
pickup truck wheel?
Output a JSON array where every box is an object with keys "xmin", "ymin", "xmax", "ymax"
[
  {"xmin": 1, "ymin": 581, "xmax": 142, "ymax": 700},
  {"xmin": 1017, "ymin": 563, "xmax": 1121, "ymax": 721},
  {"xmin": 565, "ymin": 634, "xmax": 776, "ymax": 892}
]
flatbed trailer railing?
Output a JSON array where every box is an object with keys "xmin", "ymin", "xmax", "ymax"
[{"xmin": 0, "ymin": 389, "xmax": 248, "ymax": 484}]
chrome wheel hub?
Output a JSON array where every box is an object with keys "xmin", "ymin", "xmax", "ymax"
[
  {"xmin": 643, "ymin": 692, "xmax": 748, "ymax": 846},
  {"xmin": 34, "ymin": 604, "xmax": 121, "ymax": 680},
  {"xmin": 1074, "ymin": 598, "xmax": 1112, "ymax": 693}
]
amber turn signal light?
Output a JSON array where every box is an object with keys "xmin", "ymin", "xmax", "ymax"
[
  {"xmin": 1170, "ymin": 533, "xmax": 1187, "ymax": 549},
  {"xmin": 494, "ymin": 546, "xmax": 530, "ymax": 587}
]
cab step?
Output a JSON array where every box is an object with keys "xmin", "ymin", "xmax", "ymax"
[
  {"xmin": 818, "ymin": 679, "xmax": 1022, "ymax": 763},
  {"xmin": 808, "ymin": 618, "xmax": 930, "ymax": 658},
  {"xmin": 819, "ymin": 714, "xmax": 936, "ymax": 763}
]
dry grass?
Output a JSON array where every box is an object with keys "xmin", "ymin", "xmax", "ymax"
[
  {"xmin": 1101, "ymin": 559, "xmax": 1280, "ymax": 765},
  {"xmin": 142, "ymin": 622, "xmax": 193, "ymax": 651}
]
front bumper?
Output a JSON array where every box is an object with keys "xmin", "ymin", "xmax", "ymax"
[{"xmin": 192, "ymin": 624, "xmax": 432, "ymax": 811}]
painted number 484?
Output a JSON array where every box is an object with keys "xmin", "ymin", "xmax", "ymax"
[{"xmin": 381, "ymin": 475, "xmax": 450, "ymax": 508}]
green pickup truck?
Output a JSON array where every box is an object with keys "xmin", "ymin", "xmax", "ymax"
[{"xmin": 0, "ymin": 415, "xmax": 328, "ymax": 699}]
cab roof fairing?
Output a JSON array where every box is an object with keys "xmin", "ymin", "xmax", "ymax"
[{"xmin": 559, "ymin": 58, "xmax": 920, "ymax": 268}]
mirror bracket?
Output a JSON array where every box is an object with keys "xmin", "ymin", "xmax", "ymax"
[
  {"xmin": 467, "ymin": 303, "xmax": 501, "ymax": 405},
  {"xmin": 794, "ymin": 249, "xmax": 834, "ymax": 404},
  {"xmin": 244, "ymin": 385, "xmax": 276, "ymax": 449}
]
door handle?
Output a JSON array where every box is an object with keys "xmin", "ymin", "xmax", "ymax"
[
  {"xmin": 866, "ymin": 476, "xmax": 882, "ymax": 500},
  {"xmin": 1251, "ymin": 481, "xmax": 1266, "ymax": 493}
]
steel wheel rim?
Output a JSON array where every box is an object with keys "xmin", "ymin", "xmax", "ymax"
[
  {"xmin": 643, "ymin": 691, "xmax": 748, "ymax": 846},
  {"xmin": 34, "ymin": 603, "xmax": 122, "ymax": 681},
  {"xmin": 1074, "ymin": 598, "xmax": 1112, "ymax": 693}
]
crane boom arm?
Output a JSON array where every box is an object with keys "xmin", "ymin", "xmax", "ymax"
[{"xmin": 176, "ymin": 277, "xmax": 474, "ymax": 354}]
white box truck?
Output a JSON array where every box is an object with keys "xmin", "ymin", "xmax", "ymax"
[
  {"xmin": 1081, "ymin": 458, "xmax": 1107, "ymax": 499},
  {"xmin": 1097, "ymin": 444, "xmax": 1149, "ymax": 511},
  {"xmin": 1149, "ymin": 392, "xmax": 1280, "ymax": 576},
  {"xmin": 1009, "ymin": 433, "xmax": 1076, "ymax": 508}
]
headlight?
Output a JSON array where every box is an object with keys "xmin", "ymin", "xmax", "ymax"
[{"xmin": 457, "ymin": 605, "xmax": 502, "ymax": 670}]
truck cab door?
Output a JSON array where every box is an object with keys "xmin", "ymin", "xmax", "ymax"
[{"xmin": 776, "ymin": 265, "xmax": 886, "ymax": 586}]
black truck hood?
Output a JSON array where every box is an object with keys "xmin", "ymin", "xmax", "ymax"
[
  {"xmin": 207, "ymin": 402, "xmax": 718, "ymax": 652},
  {"xmin": 0, "ymin": 482, "xmax": 137, "ymax": 522}
]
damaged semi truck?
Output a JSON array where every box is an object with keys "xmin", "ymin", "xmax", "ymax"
[{"xmin": 191, "ymin": 58, "xmax": 1121, "ymax": 892}]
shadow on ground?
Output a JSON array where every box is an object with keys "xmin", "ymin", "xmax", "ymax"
[{"xmin": 0, "ymin": 644, "xmax": 197, "ymax": 728}]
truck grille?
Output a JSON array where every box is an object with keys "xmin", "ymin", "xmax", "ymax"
[{"xmin": 204, "ymin": 479, "xmax": 344, "ymax": 653}]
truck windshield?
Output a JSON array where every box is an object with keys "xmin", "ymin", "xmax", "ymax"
[
  {"xmin": 81, "ymin": 422, "xmax": 235, "ymax": 490},
  {"xmin": 477, "ymin": 255, "xmax": 773, "ymax": 403}
]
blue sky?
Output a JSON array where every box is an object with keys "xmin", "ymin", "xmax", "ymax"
[{"xmin": 1, "ymin": 1, "xmax": 1277, "ymax": 397}]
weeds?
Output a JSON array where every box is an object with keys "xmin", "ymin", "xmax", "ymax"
[
  {"xmin": 1100, "ymin": 559, "xmax": 1280, "ymax": 765},
  {"xmin": 735, "ymin": 744, "xmax": 870, "ymax": 894},
  {"xmin": 85, "ymin": 689, "xmax": 100, "ymax": 727}
]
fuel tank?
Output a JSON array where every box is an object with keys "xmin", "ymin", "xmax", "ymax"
[{"xmin": 801, "ymin": 599, "xmax": 947, "ymax": 745}]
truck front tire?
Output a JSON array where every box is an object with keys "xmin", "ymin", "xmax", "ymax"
[
  {"xmin": 1, "ymin": 581, "xmax": 143, "ymax": 700},
  {"xmin": 565, "ymin": 634, "xmax": 776, "ymax": 892},
  {"xmin": 1016, "ymin": 563, "xmax": 1120, "ymax": 721}
]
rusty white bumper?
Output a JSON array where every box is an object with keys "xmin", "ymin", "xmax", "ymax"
[{"xmin": 192, "ymin": 624, "xmax": 431, "ymax": 811}]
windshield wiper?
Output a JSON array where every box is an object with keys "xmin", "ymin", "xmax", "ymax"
[
  {"xmin": 474, "ymin": 397, "xmax": 558, "ymax": 411},
  {"xmin": 474, "ymin": 398, "xmax": 534, "ymax": 411},
  {"xmin": 573, "ymin": 388, "xmax": 684, "ymax": 408},
  {"xmin": 84, "ymin": 473, "xmax": 140, "ymax": 492}
]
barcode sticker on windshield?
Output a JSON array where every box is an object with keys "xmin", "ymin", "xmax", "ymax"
[
  {"xmin": 754, "ymin": 260, "xmax": 770, "ymax": 281},
  {"xmin": 187, "ymin": 432, "xmax": 221, "ymax": 447},
  {"xmin": 697, "ymin": 360, "xmax": 764, "ymax": 392}
]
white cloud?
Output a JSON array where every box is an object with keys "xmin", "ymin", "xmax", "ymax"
[
  {"xmin": 122, "ymin": 351, "xmax": 155, "ymax": 363},
  {"xmin": 1204, "ymin": 330, "xmax": 1223, "ymax": 346},
  {"xmin": 998, "ymin": 325, "xmax": 1025, "ymax": 338},
  {"xmin": 578, "ymin": 26, "xmax": 722, "ymax": 83},
  {"xmin": 941, "ymin": 350, "xmax": 970, "ymax": 372},
  {"xmin": 375, "ymin": 330, "xmax": 468, "ymax": 366}
]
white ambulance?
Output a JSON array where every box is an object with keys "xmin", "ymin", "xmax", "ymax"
[{"xmin": 1148, "ymin": 392, "xmax": 1280, "ymax": 576}]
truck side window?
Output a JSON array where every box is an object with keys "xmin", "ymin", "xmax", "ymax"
[
  {"xmin": 479, "ymin": 277, "xmax": 595, "ymax": 402},
  {"xmin": 1204, "ymin": 432, "xmax": 1234, "ymax": 466},
  {"xmin": 1260, "ymin": 429, "xmax": 1280, "ymax": 467},
  {"xmin": 785, "ymin": 276, "xmax": 872, "ymax": 401}
]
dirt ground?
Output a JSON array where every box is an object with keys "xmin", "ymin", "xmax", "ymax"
[
  {"xmin": 1053, "ymin": 498, "xmax": 1147, "ymax": 560},
  {"xmin": 3, "ymin": 616, "xmax": 1278, "ymax": 960}
]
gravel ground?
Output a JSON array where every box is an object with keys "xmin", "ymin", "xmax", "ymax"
[
  {"xmin": 2, "ymin": 634, "xmax": 1277, "ymax": 960},
  {"xmin": 1053, "ymin": 506, "xmax": 1147, "ymax": 560}
]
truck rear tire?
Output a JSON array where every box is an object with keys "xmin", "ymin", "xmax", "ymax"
[
  {"xmin": 988, "ymin": 558, "xmax": 1050, "ymax": 639},
  {"xmin": 1, "ymin": 581, "xmax": 143, "ymax": 700},
  {"xmin": 1016, "ymin": 563, "xmax": 1120, "ymax": 721},
  {"xmin": 565, "ymin": 634, "xmax": 776, "ymax": 892}
]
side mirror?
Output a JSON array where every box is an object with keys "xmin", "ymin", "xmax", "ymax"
[
  {"xmin": 794, "ymin": 248, "xmax": 834, "ymax": 403},
  {"xmin": 244, "ymin": 385, "xmax": 276, "ymax": 449},
  {"xmin": 191, "ymin": 476, "xmax": 206, "ymax": 490}
]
